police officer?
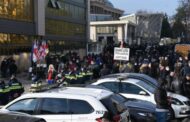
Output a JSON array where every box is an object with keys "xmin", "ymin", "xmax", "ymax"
[
  {"xmin": 0, "ymin": 80, "xmax": 10, "ymax": 105},
  {"xmin": 8, "ymin": 75, "xmax": 24, "ymax": 100}
]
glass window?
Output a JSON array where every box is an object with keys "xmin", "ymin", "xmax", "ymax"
[
  {"xmin": 7, "ymin": 98, "xmax": 38, "ymax": 115},
  {"xmin": 0, "ymin": 0, "xmax": 33, "ymax": 22},
  {"xmin": 100, "ymin": 94, "xmax": 127, "ymax": 116},
  {"xmin": 136, "ymin": 80, "xmax": 155, "ymax": 93},
  {"xmin": 121, "ymin": 82, "xmax": 146, "ymax": 95},
  {"xmin": 69, "ymin": 100, "xmax": 94, "ymax": 114},
  {"xmin": 40, "ymin": 98, "xmax": 69, "ymax": 115},
  {"xmin": 46, "ymin": 1, "xmax": 85, "ymax": 21},
  {"xmin": 99, "ymin": 82, "xmax": 119, "ymax": 93},
  {"xmin": 45, "ymin": 19, "xmax": 85, "ymax": 36}
]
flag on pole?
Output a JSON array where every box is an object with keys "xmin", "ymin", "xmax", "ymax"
[
  {"xmin": 40, "ymin": 40, "xmax": 49, "ymax": 59},
  {"xmin": 32, "ymin": 40, "xmax": 40, "ymax": 63}
]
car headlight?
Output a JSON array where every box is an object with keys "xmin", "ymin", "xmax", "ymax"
[
  {"xmin": 171, "ymin": 98, "xmax": 183, "ymax": 105},
  {"xmin": 138, "ymin": 112, "xmax": 154, "ymax": 117}
]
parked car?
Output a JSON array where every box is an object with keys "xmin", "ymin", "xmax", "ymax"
[
  {"xmin": 1, "ymin": 87, "xmax": 130, "ymax": 122},
  {"xmin": 0, "ymin": 111, "xmax": 46, "ymax": 122},
  {"xmin": 92, "ymin": 73, "xmax": 190, "ymax": 119},
  {"xmin": 87, "ymin": 85, "xmax": 170, "ymax": 122}
]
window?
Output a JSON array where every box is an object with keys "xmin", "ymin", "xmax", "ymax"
[
  {"xmin": 40, "ymin": 98, "xmax": 69, "ymax": 115},
  {"xmin": 0, "ymin": 0, "xmax": 33, "ymax": 22},
  {"xmin": 136, "ymin": 80, "xmax": 155, "ymax": 93},
  {"xmin": 45, "ymin": 19, "xmax": 85, "ymax": 36},
  {"xmin": 100, "ymin": 94, "xmax": 127, "ymax": 117},
  {"xmin": 7, "ymin": 98, "xmax": 38, "ymax": 115},
  {"xmin": 99, "ymin": 82, "xmax": 119, "ymax": 93},
  {"xmin": 69, "ymin": 100, "xmax": 94, "ymax": 114},
  {"xmin": 121, "ymin": 82, "xmax": 146, "ymax": 95},
  {"xmin": 46, "ymin": 1, "xmax": 85, "ymax": 20}
]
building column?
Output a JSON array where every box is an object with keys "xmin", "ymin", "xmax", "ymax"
[
  {"xmin": 34, "ymin": 0, "xmax": 45, "ymax": 36},
  {"xmin": 117, "ymin": 25, "xmax": 123, "ymax": 42},
  {"xmin": 124, "ymin": 24, "xmax": 128, "ymax": 43},
  {"xmin": 84, "ymin": 0, "xmax": 90, "ymax": 56}
]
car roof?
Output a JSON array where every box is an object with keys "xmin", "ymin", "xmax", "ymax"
[
  {"xmin": 97, "ymin": 77, "xmax": 140, "ymax": 84},
  {"xmin": 100, "ymin": 73, "xmax": 158, "ymax": 85},
  {"xmin": 47, "ymin": 87, "xmax": 113, "ymax": 100},
  {"xmin": 2, "ymin": 87, "xmax": 114, "ymax": 109}
]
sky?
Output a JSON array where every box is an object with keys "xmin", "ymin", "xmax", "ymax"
[{"xmin": 109, "ymin": 0, "xmax": 179, "ymax": 16}]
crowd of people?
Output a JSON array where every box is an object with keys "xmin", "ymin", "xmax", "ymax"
[
  {"xmin": 29, "ymin": 43, "xmax": 190, "ymax": 100},
  {"xmin": 1, "ymin": 43, "xmax": 190, "ymax": 110},
  {"xmin": 0, "ymin": 57, "xmax": 17, "ymax": 78}
]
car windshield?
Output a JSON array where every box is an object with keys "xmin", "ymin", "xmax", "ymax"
[{"xmin": 136, "ymin": 80, "xmax": 156, "ymax": 93}]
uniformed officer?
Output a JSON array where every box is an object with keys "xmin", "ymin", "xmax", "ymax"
[
  {"xmin": 0, "ymin": 80, "xmax": 10, "ymax": 105},
  {"xmin": 8, "ymin": 75, "xmax": 24, "ymax": 100}
]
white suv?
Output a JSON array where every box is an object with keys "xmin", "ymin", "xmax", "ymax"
[{"xmin": 1, "ymin": 87, "xmax": 130, "ymax": 122}]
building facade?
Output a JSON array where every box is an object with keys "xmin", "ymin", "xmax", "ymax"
[
  {"xmin": 0, "ymin": 0, "xmax": 89, "ymax": 70},
  {"xmin": 90, "ymin": 0, "xmax": 124, "ymax": 21},
  {"xmin": 120, "ymin": 13, "xmax": 164, "ymax": 45},
  {"xmin": 89, "ymin": 20, "xmax": 136, "ymax": 54}
]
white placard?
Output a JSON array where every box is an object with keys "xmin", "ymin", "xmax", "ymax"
[{"xmin": 114, "ymin": 47, "xmax": 130, "ymax": 61}]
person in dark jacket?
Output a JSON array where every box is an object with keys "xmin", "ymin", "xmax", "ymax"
[
  {"xmin": 139, "ymin": 59, "xmax": 151, "ymax": 75},
  {"xmin": 180, "ymin": 61, "xmax": 190, "ymax": 79},
  {"xmin": 154, "ymin": 78, "xmax": 170, "ymax": 122},
  {"xmin": 0, "ymin": 58, "xmax": 7, "ymax": 78},
  {"xmin": 0, "ymin": 80, "xmax": 9, "ymax": 105},
  {"xmin": 182, "ymin": 73, "xmax": 190, "ymax": 98},
  {"xmin": 100, "ymin": 64, "xmax": 110, "ymax": 77},
  {"xmin": 9, "ymin": 60, "xmax": 17, "ymax": 76}
]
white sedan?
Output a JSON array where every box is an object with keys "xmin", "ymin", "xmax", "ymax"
[{"xmin": 92, "ymin": 73, "xmax": 190, "ymax": 119}]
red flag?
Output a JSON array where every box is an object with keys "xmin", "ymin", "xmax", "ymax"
[{"xmin": 32, "ymin": 40, "xmax": 40, "ymax": 62}]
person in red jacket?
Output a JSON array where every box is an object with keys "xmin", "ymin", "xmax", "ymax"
[{"xmin": 47, "ymin": 64, "xmax": 56, "ymax": 84}]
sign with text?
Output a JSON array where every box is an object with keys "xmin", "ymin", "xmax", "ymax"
[{"xmin": 114, "ymin": 47, "xmax": 130, "ymax": 61}]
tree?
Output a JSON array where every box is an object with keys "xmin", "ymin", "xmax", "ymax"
[
  {"xmin": 174, "ymin": 3, "xmax": 187, "ymax": 21},
  {"xmin": 161, "ymin": 15, "xmax": 173, "ymax": 38},
  {"xmin": 174, "ymin": 0, "xmax": 190, "ymax": 40},
  {"xmin": 172, "ymin": 19, "xmax": 186, "ymax": 39}
]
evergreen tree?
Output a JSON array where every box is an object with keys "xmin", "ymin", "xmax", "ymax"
[
  {"xmin": 172, "ymin": 19, "xmax": 186, "ymax": 39},
  {"xmin": 161, "ymin": 15, "xmax": 173, "ymax": 38}
]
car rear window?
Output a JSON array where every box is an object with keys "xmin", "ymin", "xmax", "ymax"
[{"xmin": 100, "ymin": 94, "xmax": 126, "ymax": 116}]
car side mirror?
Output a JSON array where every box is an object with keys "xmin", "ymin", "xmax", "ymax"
[{"xmin": 139, "ymin": 91, "xmax": 147, "ymax": 95}]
